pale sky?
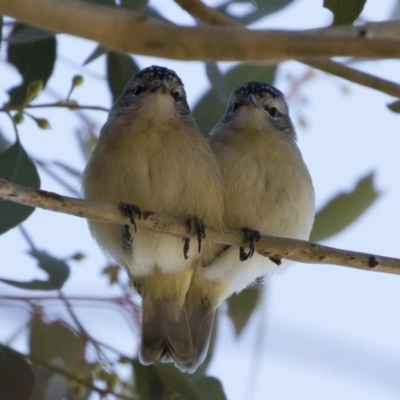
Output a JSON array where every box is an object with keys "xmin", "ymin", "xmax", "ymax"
[{"xmin": 1, "ymin": 1, "xmax": 400, "ymax": 399}]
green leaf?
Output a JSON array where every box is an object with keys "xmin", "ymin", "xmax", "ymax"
[
  {"xmin": 0, "ymin": 250, "xmax": 70, "ymax": 290},
  {"xmin": 193, "ymin": 64, "xmax": 276, "ymax": 135},
  {"xmin": 7, "ymin": 25, "xmax": 54, "ymax": 44},
  {"xmin": 120, "ymin": 0, "xmax": 148, "ymax": 11},
  {"xmin": 106, "ymin": 51, "xmax": 140, "ymax": 103},
  {"xmin": 310, "ymin": 173, "xmax": 380, "ymax": 242},
  {"xmin": 142, "ymin": 5, "xmax": 171, "ymax": 22},
  {"xmin": 7, "ymin": 23, "xmax": 56, "ymax": 105},
  {"xmin": 154, "ymin": 364, "xmax": 208, "ymax": 400},
  {"xmin": 0, "ymin": 345, "xmax": 34, "ymax": 400},
  {"xmin": 323, "ymin": 0, "xmax": 366, "ymax": 25},
  {"xmin": 83, "ymin": 44, "xmax": 108, "ymax": 65},
  {"xmin": 0, "ymin": 140, "xmax": 40, "ymax": 235},
  {"xmin": 83, "ymin": 0, "xmax": 115, "ymax": 5},
  {"xmin": 227, "ymin": 286, "xmax": 261, "ymax": 336},
  {"xmin": 0, "ymin": 128, "xmax": 10, "ymax": 152},
  {"xmin": 387, "ymin": 99, "xmax": 400, "ymax": 113},
  {"xmin": 30, "ymin": 315, "xmax": 85, "ymax": 365},
  {"xmin": 28, "ymin": 315, "xmax": 90, "ymax": 400},
  {"xmin": 218, "ymin": 0, "xmax": 294, "ymax": 25},
  {"xmin": 205, "ymin": 63, "xmax": 227, "ymax": 102},
  {"xmin": 132, "ymin": 360, "xmax": 163, "ymax": 400},
  {"xmin": 192, "ymin": 377, "xmax": 227, "ymax": 400}
]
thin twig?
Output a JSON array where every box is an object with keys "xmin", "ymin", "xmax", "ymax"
[
  {"xmin": 2, "ymin": 0, "xmax": 400, "ymax": 61},
  {"xmin": 18, "ymin": 225, "xmax": 37, "ymax": 252},
  {"xmin": 35, "ymin": 159, "xmax": 81, "ymax": 197},
  {"xmin": 0, "ymin": 102, "xmax": 109, "ymax": 113},
  {"xmin": 0, "ymin": 178, "xmax": 399, "ymax": 275}
]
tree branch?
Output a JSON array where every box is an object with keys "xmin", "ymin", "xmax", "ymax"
[
  {"xmin": 174, "ymin": 0, "xmax": 400, "ymax": 98},
  {"xmin": 1, "ymin": 178, "xmax": 399, "ymax": 275},
  {"xmin": 298, "ymin": 58, "xmax": 400, "ymax": 98},
  {"xmin": 2, "ymin": 0, "xmax": 400, "ymax": 61}
]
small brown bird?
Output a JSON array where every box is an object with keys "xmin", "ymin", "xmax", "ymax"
[
  {"xmin": 82, "ymin": 66, "xmax": 224, "ymax": 372},
  {"xmin": 185, "ymin": 82, "xmax": 315, "ymax": 371}
]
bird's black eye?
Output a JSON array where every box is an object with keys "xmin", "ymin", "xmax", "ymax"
[
  {"xmin": 231, "ymin": 102, "xmax": 239, "ymax": 113},
  {"xmin": 133, "ymin": 85, "xmax": 143, "ymax": 95},
  {"xmin": 269, "ymin": 107, "xmax": 279, "ymax": 118},
  {"xmin": 172, "ymin": 91, "xmax": 181, "ymax": 102}
]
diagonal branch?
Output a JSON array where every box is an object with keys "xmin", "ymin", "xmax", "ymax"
[
  {"xmin": 2, "ymin": 0, "xmax": 400, "ymax": 61},
  {"xmin": 1, "ymin": 177, "xmax": 400, "ymax": 275},
  {"xmin": 174, "ymin": 0, "xmax": 400, "ymax": 98}
]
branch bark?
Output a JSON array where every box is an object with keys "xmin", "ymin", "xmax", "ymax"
[
  {"xmin": 1, "ymin": 178, "xmax": 400, "ymax": 275},
  {"xmin": 2, "ymin": 0, "xmax": 400, "ymax": 61}
]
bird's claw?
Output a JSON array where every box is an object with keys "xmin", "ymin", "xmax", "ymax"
[
  {"xmin": 239, "ymin": 227, "xmax": 260, "ymax": 261},
  {"xmin": 183, "ymin": 216, "xmax": 206, "ymax": 259},
  {"xmin": 119, "ymin": 202, "xmax": 142, "ymax": 232},
  {"xmin": 119, "ymin": 202, "xmax": 141, "ymax": 253}
]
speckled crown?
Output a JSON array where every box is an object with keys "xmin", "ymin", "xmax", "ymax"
[
  {"xmin": 136, "ymin": 65, "xmax": 184, "ymax": 87},
  {"xmin": 234, "ymin": 82, "xmax": 283, "ymax": 99}
]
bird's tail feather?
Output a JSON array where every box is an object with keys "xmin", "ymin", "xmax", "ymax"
[
  {"xmin": 140, "ymin": 297, "xmax": 193, "ymax": 372},
  {"xmin": 186, "ymin": 301, "xmax": 215, "ymax": 373}
]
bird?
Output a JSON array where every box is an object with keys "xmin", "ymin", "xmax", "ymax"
[
  {"xmin": 82, "ymin": 65, "xmax": 225, "ymax": 372},
  {"xmin": 185, "ymin": 81, "xmax": 315, "ymax": 371}
]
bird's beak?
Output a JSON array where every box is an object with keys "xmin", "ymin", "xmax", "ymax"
[
  {"xmin": 245, "ymin": 94, "xmax": 260, "ymax": 108},
  {"xmin": 150, "ymin": 81, "xmax": 165, "ymax": 93}
]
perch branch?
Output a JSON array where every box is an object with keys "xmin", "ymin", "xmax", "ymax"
[
  {"xmin": 175, "ymin": 0, "xmax": 400, "ymax": 98},
  {"xmin": 2, "ymin": 0, "xmax": 400, "ymax": 61},
  {"xmin": 1, "ymin": 178, "xmax": 399, "ymax": 275}
]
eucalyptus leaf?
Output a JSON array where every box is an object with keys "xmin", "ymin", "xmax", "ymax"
[
  {"xmin": 30, "ymin": 315, "xmax": 85, "ymax": 365},
  {"xmin": 205, "ymin": 63, "xmax": 227, "ymax": 102},
  {"xmin": 192, "ymin": 377, "xmax": 227, "ymax": 400},
  {"xmin": 323, "ymin": 0, "xmax": 366, "ymax": 25},
  {"xmin": 387, "ymin": 99, "xmax": 400, "ymax": 113},
  {"xmin": 28, "ymin": 315, "xmax": 90, "ymax": 400},
  {"xmin": 7, "ymin": 23, "xmax": 56, "ymax": 105},
  {"xmin": 219, "ymin": 0, "xmax": 293, "ymax": 25},
  {"xmin": 0, "ymin": 140, "xmax": 40, "ymax": 235},
  {"xmin": 0, "ymin": 128, "xmax": 10, "ymax": 152},
  {"xmin": 310, "ymin": 173, "xmax": 380, "ymax": 242},
  {"xmin": 193, "ymin": 64, "xmax": 276, "ymax": 135},
  {"xmin": 107, "ymin": 52, "xmax": 140, "ymax": 103},
  {"xmin": 120, "ymin": 0, "xmax": 148, "ymax": 11},
  {"xmin": 83, "ymin": 0, "xmax": 115, "ymax": 5},
  {"xmin": 132, "ymin": 360, "xmax": 163, "ymax": 400},
  {"xmin": 0, "ymin": 345, "xmax": 34, "ymax": 400},
  {"xmin": 0, "ymin": 250, "xmax": 70, "ymax": 290},
  {"xmin": 83, "ymin": 44, "xmax": 108, "ymax": 65},
  {"xmin": 154, "ymin": 364, "xmax": 210, "ymax": 400},
  {"xmin": 227, "ymin": 286, "xmax": 261, "ymax": 336},
  {"xmin": 7, "ymin": 25, "xmax": 54, "ymax": 44}
]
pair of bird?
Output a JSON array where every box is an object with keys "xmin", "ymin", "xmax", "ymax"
[{"xmin": 82, "ymin": 65, "xmax": 315, "ymax": 373}]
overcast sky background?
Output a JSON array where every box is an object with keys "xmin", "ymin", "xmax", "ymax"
[{"xmin": 1, "ymin": 0, "xmax": 400, "ymax": 399}]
